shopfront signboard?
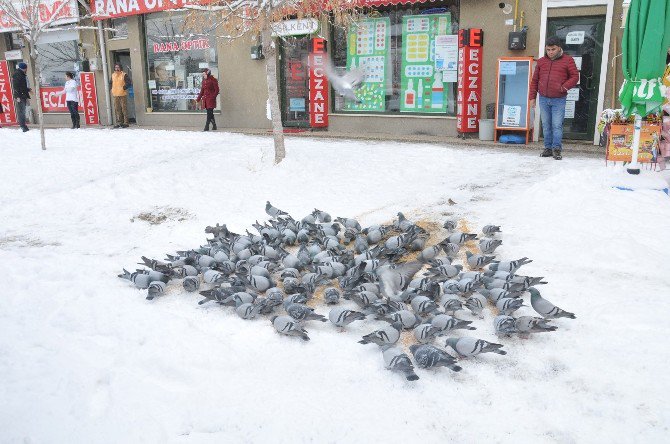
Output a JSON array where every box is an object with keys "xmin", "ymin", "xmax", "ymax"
[
  {"xmin": 272, "ymin": 19, "xmax": 319, "ymax": 37},
  {"xmin": 493, "ymin": 56, "xmax": 533, "ymax": 143},
  {"xmin": 40, "ymin": 86, "xmax": 84, "ymax": 113},
  {"xmin": 0, "ymin": 0, "xmax": 79, "ymax": 32},
  {"xmin": 344, "ymin": 17, "xmax": 390, "ymax": 112},
  {"xmin": 309, "ymin": 37, "xmax": 329, "ymax": 128},
  {"xmin": 80, "ymin": 72, "xmax": 100, "ymax": 125},
  {"xmin": 0, "ymin": 61, "xmax": 17, "ymax": 125},
  {"xmin": 400, "ymin": 14, "xmax": 453, "ymax": 113},
  {"xmin": 4, "ymin": 50, "xmax": 23, "ymax": 61},
  {"xmin": 92, "ymin": 0, "xmax": 194, "ymax": 20},
  {"xmin": 607, "ymin": 123, "xmax": 660, "ymax": 163},
  {"xmin": 456, "ymin": 29, "xmax": 482, "ymax": 132}
]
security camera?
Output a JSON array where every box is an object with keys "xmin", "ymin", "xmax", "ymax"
[{"xmin": 499, "ymin": 2, "xmax": 513, "ymax": 14}]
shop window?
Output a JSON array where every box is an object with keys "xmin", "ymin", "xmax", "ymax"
[
  {"xmin": 109, "ymin": 18, "xmax": 129, "ymax": 39},
  {"xmin": 145, "ymin": 11, "xmax": 219, "ymax": 112},
  {"xmin": 36, "ymin": 39, "xmax": 81, "ymax": 87},
  {"xmin": 331, "ymin": 1, "xmax": 459, "ymax": 115}
]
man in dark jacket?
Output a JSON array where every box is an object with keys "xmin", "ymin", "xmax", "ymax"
[
  {"xmin": 529, "ymin": 36, "xmax": 580, "ymax": 160},
  {"xmin": 12, "ymin": 62, "xmax": 32, "ymax": 132}
]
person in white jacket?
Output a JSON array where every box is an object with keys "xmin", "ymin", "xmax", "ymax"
[{"xmin": 56, "ymin": 72, "xmax": 81, "ymax": 129}]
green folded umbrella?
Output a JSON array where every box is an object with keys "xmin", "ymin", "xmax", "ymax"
[{"xmin": 619, "ymin": 0, "xmax": 670, "ymax": 116}]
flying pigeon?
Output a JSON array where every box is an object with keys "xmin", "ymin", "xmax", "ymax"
[
  {"xmin": 382, "ymin": 346, "xmax": 419, "ymax": 381},
  {"xmin": 445, "ymin": 337, "xmax": 507, "ymax": 357},
  {"xmin": 529, "ymin": 288, "xmax": 576, "ymax": 319},
  {"xmin": 322, "ymin": 57, "xmax": 366, "ymax": 103},
  {"xmin": 409, "ymin": 344, "xmax": 462, "ymax": 372},
  {"xmin": 376, "ymin": 261, "xmax": 423, "ymax": 300}
]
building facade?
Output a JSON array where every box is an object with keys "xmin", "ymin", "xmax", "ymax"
[{"xmin": 0, "ymin": 0, "xmax": 626, "ymax": 145}]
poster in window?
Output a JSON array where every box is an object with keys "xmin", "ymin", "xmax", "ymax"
[
  {"xmin": 400, "ymin": 13, "xmax": 452, "ymax": 113},
  {"xmin": 344, "ymin": 17, "xmax": 390, "ymax": 112}
]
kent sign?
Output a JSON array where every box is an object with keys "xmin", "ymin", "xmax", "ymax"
[
  {"xmin": 457, "ymin": 29, "xmax": 483, "ymax": 133},
  {"xmin": 271, "ymin": 19, "xmax": 319, "ymax": 37}
]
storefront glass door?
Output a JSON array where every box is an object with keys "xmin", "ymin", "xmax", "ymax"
[
  {"xmin": 547, "ymin": 16, "xmax": 605, "ymax": 140},
  {"xmin": 280, "ymin": 36, "xmax": 310, "ymax": 127},
  {"xmin": 112, "ymin": 51, "xmax": 136, "ymax": 122}
]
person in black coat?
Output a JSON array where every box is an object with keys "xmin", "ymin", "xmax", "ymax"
[{"xmin": 12, "ymin": 62, "xmax": 32, "ymax": 132}]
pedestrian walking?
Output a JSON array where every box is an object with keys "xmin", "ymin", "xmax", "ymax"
[
  {"xmin": 529, "ymin": 36, "xmax": 580, "ymax": 160},
  {"xmin": 56, "ymin": 72, "xmax": 80, "ymax": 129},
  {"xmin": 110, "ymin": 63, "xmax": 131, "ymax": 128},
  {"xmin": 12, "ymin": 62, "xmax": 32, "ymax": 132},
  {"xmin": 197, "ymin": 68, "xmax": 219, "ymax": 131}
]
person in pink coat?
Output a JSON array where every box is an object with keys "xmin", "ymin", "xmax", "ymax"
[{"xmin": 197, "ymin": 68, "xmax": 220, "ymax": 131}]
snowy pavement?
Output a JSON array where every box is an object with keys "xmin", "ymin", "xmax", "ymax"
[{"xmin": 1, "ymin": 128, "xmax": 669, "ymax": 443}]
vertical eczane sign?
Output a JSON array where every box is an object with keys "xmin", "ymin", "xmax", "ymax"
[
  {"xmin": 0, "ymin": 60, "xmax": 17, "ymax": 125},
  {"xmin": 457, "ymin": 29, "xmax": 483, "ymax": 133},
  {"xmin": 309, "ymin": 38, "xmax": 329, "ymax": 128},
  {"xmin": 80, "ymin": 72, "xmax": 100, "ymax": 125}
]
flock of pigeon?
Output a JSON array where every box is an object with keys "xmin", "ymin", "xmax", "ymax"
[{"xmin": 119, "ymin": 202, "xmax": 576, "ymax": 382}]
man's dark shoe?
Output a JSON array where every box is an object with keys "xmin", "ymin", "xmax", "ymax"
[
  {"xmin": 112, "ymin": 125, "xmax": 120, "ymax": 129},
  {"xmin": 553, "ymin": 149, "xmax": 562, "ymax": 160},
  {"xmin": 540, "ymin": 148, "xmax": 553, "ymax": 157},
  {"xmin": 120, "ymin": 123, "xmax": 129, "ymax": 128},
  {"xmin": 22, "ymin": 126, "xmax": 29, "ymax": 132},
  {"xmin": 211, "ymin": 123, "xmax": 217, "ymax": 131}
]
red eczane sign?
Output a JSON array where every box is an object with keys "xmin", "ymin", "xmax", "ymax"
[
  {"xmin": 457, "ymin": 29, "xmax": 483, "ymax": 133},
  {"xmin": 309, "ymin": 38, "xmax": 329, "ymax": 128},
  {"xmin": 80, "ymin": 72, "xmax": 100, "ymax": 125},
  {"xmin": 0, "ymin": 61, "xmax": 17, "ymax": 125},
  {"xmin": 40, "ymin": 86, "xmax": 84, "ymax": 113}
]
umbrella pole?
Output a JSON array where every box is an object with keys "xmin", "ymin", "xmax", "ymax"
[{"xmin": 627, "ymin": 114, "xmax": 642, "ymax": 175}]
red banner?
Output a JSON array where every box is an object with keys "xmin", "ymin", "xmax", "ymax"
[
  {"xmin": 457, "ymin": 30, "xmax": 483, "ymax": 133},
  {"xmin": 0, "ymin": 0, "xmax": 79, "ymax": 32},
  {"xmin": 39, "ymin": 86, "xmax": 84, "ymax": 113},
  {"xmin": 0, "ymin": 60, "xmax": 17, "ymax": 125},
  {"xmin": 309, "ymin": 38, "xmax": 329, "ymax": 128},
  {"xmin": 80, "ymin": 72, "xmax": 100, "ymax": 125},
  {"xmin": 92, "ymin": 0, "xmax": 193, "ymax": 20}
]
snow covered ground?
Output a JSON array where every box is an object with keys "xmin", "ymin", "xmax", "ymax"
[{"xmin": 1, "ymin": 128, "xmax": 669, "ymax": 443}]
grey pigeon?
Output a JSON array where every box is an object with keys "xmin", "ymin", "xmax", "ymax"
[
  {"xmin": 429, "ymin": 314, "xmax": 476, "ymax": 335},
  {"xmin": 413, "ymin": 323, "xmax": 440, "ymax": 343},
  {"xmin": 245, "ymin": 274, "xmax": 273, "ymax": 292},
  {"xmin": 384, "ymin": 309, "xmax": 422, "ymax": 330},
  {"xmin": 489, "ymin": 257, "xmax": 532, "ymax": 273},
  {"xmin": 445, "ymin": 231, "xmax": 477, "ymax": 245},
  {"xmin": 376, "ymin": 261, "xmax": 423, "ymax": 300},
  {"xmin": 323, "ymin": 57, "xmax": 365, "ymax": 102},
  {"xmin": 285, "ymin": 293, "xmax": 309, "ymax": 305},
  {"xmin": 328, "ymin": 307, "xmax": 366, "ymax": 327},
  {"xmin": 336, "ymin": 217, "xmax": 362, "ymax": 231},
  {"xmin": 441, "ymin": 242, "xmax": 460, "ymax": 257},
  {"xmin": 236, "ymin": 302, "xmax": 264, "ymax": 320},
  {"xmin": 478, "ymin": 239, "xmax": 503, "ymax": 254},
  {"xmin": 394, "ymin": 212, "xmax": 415, "ymax": 232},
  {"xmin": 445, "ymin": 337, "xmax": 506, "ymax": 357},
  {"xmin": 466, "ymin": 251, "xmax": 496, "ymax": 269},
  {"xmin": 280, "ymin": 268, "xmax": 300, "ymax": 279},
  {"xmin": 182, "ymin": 276, "xmax": 200, "ymax": 292},
  {"xmin": 324, "ymin": 287, "xmax": 341, "ymax": 304},
  {"xmin": 529, "ymin": 288, "xmax": 576, "ymax": 319},
  {"xmin": 493, "ymin": 315, "xmax": 519, "ymax": 337},
  {"xmin": 266, "ymin": 201, "xmax": 288, "ymax": 218},
  {"xmin": 496, "ymin": 297, "xmax": 524, "ymax": 315},
  {"xmin": 284, "ymin": 302, "xmax": 327, "ymax": 322},
  {"xmin": 514, "ymin": 316, "xmax": 557, "ymax": 338},
  {"xmin": 146, "ymin": 281, "xmax": 166, "ymax": 300},
  {"xmin": 410, "ymin": 296, "xmax": 440, "ymax": 316},
  {"xmin": 464, "ymin": 293, "xmax": 487, "ymax": 318},
  {"xmin": 418, "ymin": 245, "xmax": 442, "ymax": 263},
  {"xmin": 358, "ymin": 322, "xmax": 402, "ymax": 346},
  {"xmin": 479, "ymin": 288, "xmax": 522, "ymax": 303},
  {"xmin": 271, "ymin": 315, "xmax": 309, "ymax": 341},
  {"xmin": 442, "ymin": 219, "xmax": 457, "ymax": 231},
  {"xmin": 440, "ymin": 294, "xmax": 463, "ymax": 315},
  {"xmin": 313, "ymin": 208, "xmax": 331, "ymax": 223},
  {"xmin": 365, "ymin": 226, "xmax": 384, "ymax": 244},
  {"xmin": 382, "ymin": 346, "xmax": 419, "ymax": 381},
  {"xmin": 425, "ymin": 263, "xmax": 462, "ymax": 281},
  {"xmin": 203, "ymin": 268, "xmax": 226, "ymax": 284},
  {"xmin": 482, "ymin": 225, "xmax": 501, "ymax": 236},
  {"xmin": 409, "ymin": 344, "xmax": 462, "ymax": 372},
  {"xmin": 118, "ymin": 268, "xmax": 151, "ymax": 289}
]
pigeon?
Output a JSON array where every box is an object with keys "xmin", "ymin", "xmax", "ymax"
[
  {"xmin": 466, "ymin": 251, "xmax": 496, "ymax": 269},
  {"xmin": 418, "ymin": 245, "xmax": 442, "ymax": 263},
  {"xmin": 464, "ymin": 293, "xmax": 487, "ymax": 318},
  {"xmin": 442, "ymin": 220, "xmax": 457, "ymax": 231},
  {"xmin": 284, "ymin": 302, "xmax": 327, "ymax": 322},
  {"xmin": 445, "ymin": 231, "xmax": 477, "ymax": 245},
  {"xmin": 324, "ymin": 287, "xmax": 341, "ymax": 304},
  {"xmin": 203, "ymin": 268, "xmax": 226, "ymax": 284},
  {"xmin": 481, "ymin": 225, "xmax": 501, "ymax": 236},
  {"xmin": 489, "ymin": 257, "xmax": 533, "ymax": 273},
  {"xmin": 514, "ymin": 316, "xmax": 557, "ymax": 338},
  {"xmin": 313, "ymin": 208, "xmax": 332, "ymax": 223},
  {"xmin": 409, "ymin": 344, "xmax": 462, "ymax": 372},
  {"xmin": 236, "ymin": 301, "xmax": 264, "ymax": 319},
  {"xmin": 233, "ymin": 292, "xmax": 257, "ymax": 307},
  {"xmin": 410, "ymin": 296, "xmax": 440, "ymax": 316},
  {"xmin": 328, "ymin": 307, "xmax": 366, "ymax": 327},
  {"xmin": 358, "ymin": 322, "xmax": 402, "ymax": 346},
  {"xmin": 496, "ymin": 297, "xmax": 524, "ymax": 316},
  {"xmin": 118, "ymin": 269, "xmax": 152, "ymax": 289},
  {"xmin": 182, "ymin": 275, "xmax": 200, "ymax": 292},
  {"xmin": 271, "ymin": 315, "xmax": 309, "ymax": 341},
  {"xmin": 364, "ymin": 225, "xmax": 385, "ymax": 244},
  {"xmin": 382, "ymin": 346, "xmax": 419, "ymax": 381},
  {"xmin": 529, "ymin": 288, "xmax": 576, "ymax": 319},
  {"xmin": 376, "ymin": 261, "xmax": 423, "ymax": 300},
  {"xmin": 384, "ymin": 309, "xmax": 422, "ymax": 330},
  {"xmin": 479, "ymin": 288, "xmax": 522, "ymax": 303},
  {"xmin": 445, "ymin": 337, "xmax": 507, "ymax": 357},
  {"xmin": 425, "ymin": 264, "xmax": 462, "ymax": 281},
  {"xmin": 322, "ymin": 56, "xmax": 365, "ymax": 102},
  {"xmin": 478, "ymin": 239, "xmax": 503, "ymax": 254},
  {"xmin": 265, "ymin": 201, "xmax": 288, "ymax": 218},
  {"xmin": 413, "ymin": 323, "xmax": 440, "ymax": 343},
  {"xmin": 146, "ymin": 281, "xmax": 166, "ymax": 300},
  {"xmin": 336, "ymin": 217, "xmax": 362, "ymax": 231},
  {"xmin": 441, "ymin": 242, "xmax": 460, "ymax": 257},
  {"xmin": 429, "ymin": 314, "xmax": 476, "ymax": 335},
  {"xmin": 440, "ymin": 295, "xmax": 463, "ymax": 315},
  {"xmin": 394, "ymin": 212, "xmax": 415, "ymax": 232},
  {"xmin": 493, "ymin": 315, "xmax": 519, "ymax": 337}
]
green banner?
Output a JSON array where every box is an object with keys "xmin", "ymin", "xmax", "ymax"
[
  {"xmin": 344, "ymin": 17, "xmax": 390, "ymax": 112},
  {"xmin": 400, "ymin": 14, "xmax": 455, "ymax": 113}
]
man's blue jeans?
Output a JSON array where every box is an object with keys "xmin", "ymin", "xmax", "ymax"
[
  {"xmin": 538, "ymin": 95, "xmax": 567, "ymax": 150},
  {"xmin": 15, "ymin": 98, "xmax": 27, "ymax": 129}
]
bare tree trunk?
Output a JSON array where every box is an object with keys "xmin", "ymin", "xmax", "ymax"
[
  {"xmin": 262, "ymin": 26, "xmax": 285, "ymax": 164},
  {"xmin": 28, "ymin": 41, "xmax": 47, "ymax": 151}
]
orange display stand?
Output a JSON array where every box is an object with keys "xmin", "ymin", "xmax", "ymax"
[
  {"xmin": 494, "ymin": 57, "xmax": 534, "ymax": 144},
  {"xmin": 607, "ymin": 122, "xmax": 661, "ymax": 163}
]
